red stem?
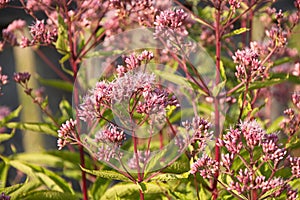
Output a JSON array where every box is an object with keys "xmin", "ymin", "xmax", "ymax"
[
  {"xmin": 212, "ymin": 2, "xmax": 222, "ymax": 199},
  {"xmin": 33, "ymin": 48, "xmax": 72, "ymax": 83},
  {"xmin": 62, "ymin": 1, "xmax": 88, "ymax": 199}
]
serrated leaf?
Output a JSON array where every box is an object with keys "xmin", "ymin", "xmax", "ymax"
[
  {"xmin": 150, "ymin": 172, "xmax": 190, "ymax": 181},
  {"xmin": 37, "ymin": 77, "xmax": 73, "ymax": 92},
  {"xmin": 90, "ymin": 177, "xmax": 111, "ymax": 200},
  {"xmin": 0, "ymin": 183, "xmax": 23, "ymax": 195},
  {"xmin": 21, "ymin": 190, "xmax": 79, "ymax": 200},
  {"xmin": 100, "ymin": 182, "xmax": 165, "ymax": 200},
  {"xmin": 223, "ymin": 28, "xmax": 249, "ymax": 39},
  {"xmin": 7, "ymin": 179, "xmax": 41, "ymax": 200},
  {"xmin": 5, "ymin": 122, "xmax": 58, "ymax": 137},
  {"xmin": 13, "ymin": 152, "xmax": 74, "ymax": 169},
  {"xmin": 161, "ymin": 160, "xmax": 190, "ymax": 174},
  {"xmin": 9, "ymin": 160, "xmax": 74, "ymax": 194},
  {"xmin": 80, "ymin": 167, "xmax": 131, "ymax": 182}
]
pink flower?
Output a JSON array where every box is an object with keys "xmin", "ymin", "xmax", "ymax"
[
  {"xmin": 190, "ymin": 154, "xmax": 219, "ymax": 179},
  {"xmin": 57, "ymin": 119, "xmax": 77, "ymax": 150},
  {"xmin": 13, "ymin": 72, "xmax": 31, "ymax": 84},
  {"xmin": 94, "ymin": 124, "xmax": 126, "ymax": 146}
]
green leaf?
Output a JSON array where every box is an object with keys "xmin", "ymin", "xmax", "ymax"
[
  {"xmin": 9, "ymin": 160, "xmax": 74, "ymax": 194},
  {"xmin": 212, "ymin": 80, "xmax": 226, "ymax": 97},
  {"xmin": 0, "ymin": 106, "xmax": 22, "ymax": 127},
  {"xmin": 149, "ymin": 172, "xmax": 190, "ymax": 181},
  {"xmin": 0, "ymin": 183, "xmax": 23, "ymax": 195},
  {"xmin": 7, "ymin": 179, "xmax": 41, "ymax": 200},
  {"xmin": 37, "ymin": 77, "xmax": 73, "ymax": 92},
  {"xmin": 161, "ymin": 162, "xmax": 190, "ymax": 174},
  {"xmin": 80, "ymin": 167, "xmax": 131, "ymax": 182},
  {"xmin": 5, "ymin": 122, "xmax": 58, "ymax": 136},
  {"xmin": 0, "ymin": 129, "xmax": 15, "ymax": 143},
  {"xmin": 144, "ymin": 148, "xmax": 167, "ymax": 177},
  {"xmin": 21, "ymin": 190, "xmax": 79, "ymax": 200},
  {"xmin": 96, "ymin": 27, "xmax": 105, "ymax": 38},
  {"xmin": 220, "ymin": 60, "xmax": 227, "ymax": 81},
  {"xmin": 101, "ymin": 182, "xmax": 165, "ymax": 200},
  {"xmin": 13, "ymin": 152, "xmax": 74, "ymax": 169},
  {"xmin": 0, "ymin": 162, "xmax": 9, "ymax": 188},
  {"xmin": 266, "ymin": 116, "xmax": 284, "ymax": 134},
  {"xmin": 223, "ymin": 28, "xmax": 249, "ymax": 39},
  {"xmin": 90, "ymin": 177, "xmax": 111, "ymax": 200},
  {"xmin": 54, "ymin": 15, "xmax": 69, "ymax": 55},
  {"xmin": 273, "ymin": 57, "xmax": 292, "ymax": 67}
]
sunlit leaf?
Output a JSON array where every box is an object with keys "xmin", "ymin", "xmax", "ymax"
[{"xmin": 5, "ymin": 122, "xmax": 58, "ymax": 136}]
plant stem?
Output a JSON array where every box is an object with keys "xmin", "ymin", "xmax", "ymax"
[
  {"xmin": 212, "ymin": 1, "xmax": 222, "ymax": 199},
  {"xmin": 63, "ymin": 1, "xmax": 88, "ymax": 198}
]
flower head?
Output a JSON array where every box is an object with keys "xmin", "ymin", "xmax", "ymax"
[
  {"xmin": 190, "ymin": 154, "xmax": 219, "ymax": 179},
  {"xmin": 13, "ymin": 72, "xmax": 31, "ymax": 84},
  {"xmin": 57, "ymin": 119, "xmax": 77, "ymax": 150},
  {"xmin": 94, "ymin": 124, "xmax": 126, "ymax": 146},
  {"xmin": 233, "ymin": 44, "xmax": 266, "ymax": 83},
  {"xmin": 239, "ymin": 120, "xmax": 265, "ymax": 149}
]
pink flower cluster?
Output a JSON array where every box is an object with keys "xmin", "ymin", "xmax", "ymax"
[
  {"xmin": 57, "ymin": 119, "xmax": 77, "ymax": 150},
  {"xmin": 190, "ymin": 154, "xmax": 219, "ymax": 179},
  {"xmin": 94, "ymin": 124, "xmax": 126, "ymax": 147},
  {"xmin": 21, "ymin": 20, "xmax": 57, "ymax": 48},
  {"xmin": 233, "ymin": 43, "xmax": 266, "ymax": 83},
  {"xmin": 281, "ymin": 93, "xmax": 300, "ymax": 137},
  {"xmin": 0, "ymin": 67, "xmax": 8, "ymax": 95},
  {"xmin": 2, "ymin": 19, "xmax": 26, "ymax": 46}
]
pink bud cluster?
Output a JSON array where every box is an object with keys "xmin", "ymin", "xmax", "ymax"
[
  {"xmin": 21, "ymin": 20, "xmax": 57, "ymax": 48},
  {"xmin": 233, "ymin": 44, "xmax": 266, "ymax": 83},
  {"xmin": 78, "ymin": 51, "xmax": 157, "ymax": 124},
  {"xmin": 0, "ymin": 67, "xmax": 8, "ymax": 95},
  {"xmin": 94, "ymin": 124, "xmax": 126, "ymax": 147},
  {"xmin": 228, "ymin": 0, "xmax": 241, "ymax": 12},
  {"xmin": 182, "ymin": 117, "xmax": 212, "ymax": 153},
  {"xmin": 0, "ymin": 106, "xmax": 10, "ymax": 133},
  {"xmin": 190, "ymin": 154, "xmax": 219, "ymax": 179},
  {"xmin": 57, "ymin": 119, "xmax": 77, "ymax": 150},
  {"xmin": 2, "ymin": 19, "xmax": 26, "ymax": 46},
  {"xmin": 128, "ymin": 150, "xmax": 150, "ymax": 169},
  {"xmin": 13, "ymin": 72, "xmax": 31, "ymax": 84},
  {"xmin": 117, "ymin": 50, "xmax": 154, "ymax": 77},
  {"xmin": 281, "ymin": 108, "xmax": 300, "ymax": 137}
]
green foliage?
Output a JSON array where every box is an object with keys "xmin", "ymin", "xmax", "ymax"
[
  {"xmin": 81, "ymin": 167, "xmax": 131, "ymax": 182},
  {"xmin": 37, "ymin": 77, "xmax": 73, "ymax": 92},
  {"xmin": 4, "ymin": 122, "xmax": 58, "ymax": 137}
]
